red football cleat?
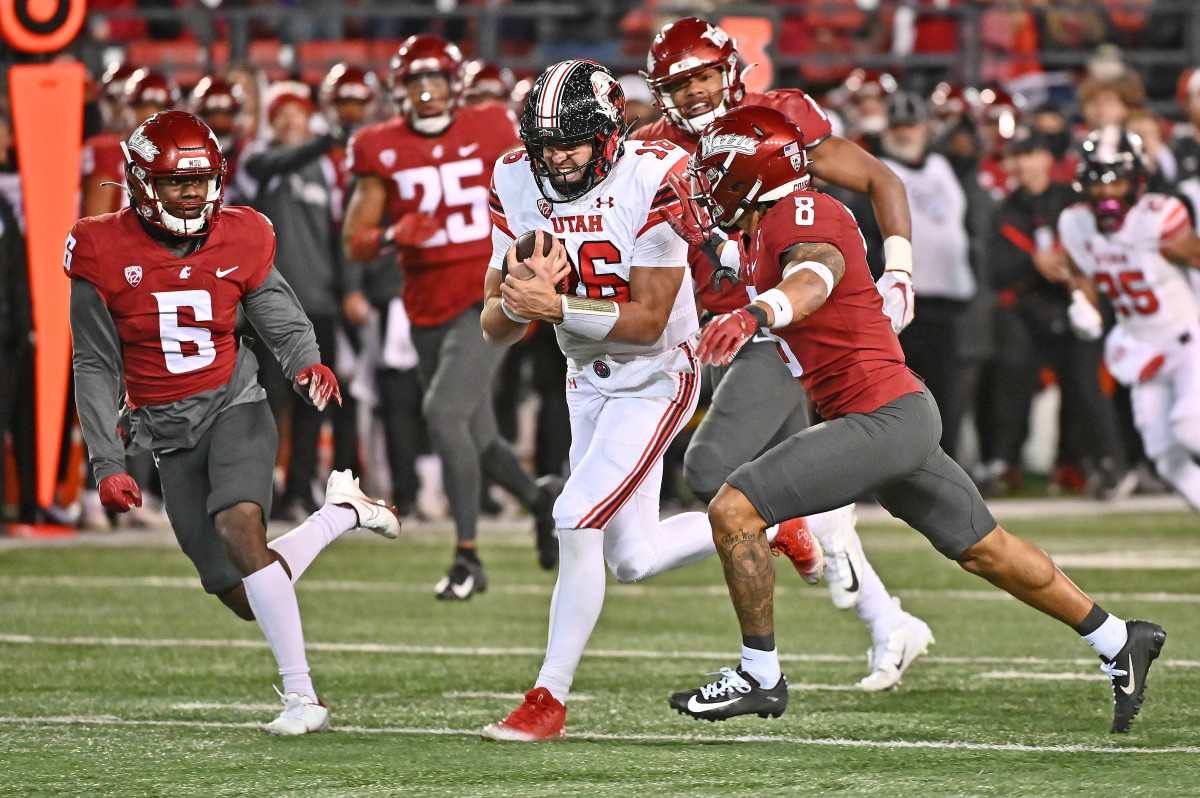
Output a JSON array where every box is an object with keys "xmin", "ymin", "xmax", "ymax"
[
  {"xmin": 770, "ymin": 517, "xmax": 824, "ymax": 585},
  {"xmin": 480, "ymin": 687, "xmax": 566, "ymax": 741}
]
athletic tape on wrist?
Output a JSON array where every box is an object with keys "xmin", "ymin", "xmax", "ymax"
[
  {"xmin": 559, "ymin": 295, "xmax": 619, "ymax": 340},
  {"xmin": 883, "ymin": 235, "xmax": 913, "ymax": 276},
  {"xmin": 501, "ymin": 298, "xmax": 530, "ymax": 324},
  {"xmin": 755, "ymin": 288, "xmax": 793, "ymax": 328},
  {"xmin": 782, "ymin": 260, "xmax": 834, "ymax": 298}
]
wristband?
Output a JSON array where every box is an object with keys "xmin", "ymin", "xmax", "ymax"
[
  {"xmin": 883, "ymin": 235, "xmax": 913, "ymax": 276},
  {"xmin": 755, "ymin": 288, "xmax": 793, "ymax": 328},
  {"xmin": 559, "ymin": 295, "xmax": 619, "ymax": 340},
  {"xmin": 744, "ymin": 304, "xmax": 769, "ymax": 328},
  {"xmin": 501, "ymin": 298, "xmax": 531, "ymax": 324},
  {"xmin": 783, "ymin": 260, "xmax": 834, "ymax": 297}
]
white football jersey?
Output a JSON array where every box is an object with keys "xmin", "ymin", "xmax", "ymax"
[
  {"xmin": 1059, "ymin": 193, "xmax": 1200, "ymax": 342},
  {"xmin": 488, "ymin": 140, "xmax": 696, "ymax": 364}
]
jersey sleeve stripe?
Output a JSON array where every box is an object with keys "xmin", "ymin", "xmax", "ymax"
[
  {"xmin": 490, "ymin": 209, "xmax": 513, "ymax": 238},
  {"xmin": 1000, "ymin": 223, "xmax": 1036, "ymax": 254}
]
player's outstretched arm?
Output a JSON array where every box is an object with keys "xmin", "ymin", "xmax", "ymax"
[
  {"xmin": 69, "ymin": 280, "xmax": 130, "ymax": 484},
  {"xmin": 1161, "ymin": 226, "xmax": 1200, "ymax": 270},
  {"xmin": 807, "ymin": 136, "xmax": 911, "ymax": 243}
]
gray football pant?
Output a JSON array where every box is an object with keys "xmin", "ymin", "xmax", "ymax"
[
  {"xmin": 684, "ymin": 337, "xmax": 810, "ymax": 503},
  {"xmin": 410, "ymin": 304, "xmax": 538, "ymax": 546}
]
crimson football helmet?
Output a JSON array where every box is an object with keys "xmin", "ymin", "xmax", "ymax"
[
  {"xmin": 520, "ymin": 59, "xmax": 628, "ymax": 204},
  {"xmin": 191, "ymin": 76, "xmax": 243, "ymax": 117},
  {"xmin": 642, "ymin": 17, "xmax": 746, "ymax": 135},
  {"xmin": 390, "ymin": 34, "xmax": 465, "ymax": 134},
  {"xmin": 687, "ymin": 106, "xmax": 810, "ymax": 230},
  {"xmin": 463, "ymin": 59, "xmax": 514, "ymax": 106},
  {"xmin": 123, "ymin": 69, "xmax": 179, "ymax": 110},
  {"xmin": 1075, "ymin": 125, "xmax": 1147, "ymax": 234},
  {"xmin": 322, "ymin": 63, "xmax": 378, "ymax": 105},
  {"xmin": 123, "ymin": 111, "xmax": 226, "ymax": 237}
]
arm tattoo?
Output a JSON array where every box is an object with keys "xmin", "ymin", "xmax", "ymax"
[
  {"xmin": 715, "ymin": 527, "xmax": 776, "ymax": 637},
  {"xmin": 780, "ymin": 241, "xmax": 846, "ymax": 283}
]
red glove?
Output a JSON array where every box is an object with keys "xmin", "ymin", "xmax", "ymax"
[
  {"xmin": 696, "ymin": 307, "xmax": 761, "ymax": 366},
  {"xmin": 656, "ymin": 170, "xmax": 714, "ymax": 247},
  {"xmin": 386, "ymin": 212, "xmax": 440, "ymax": 246},
  {"xmin": 346, "ymin": 213, "xmax": 441, "ymax": 261},
  {"xmin": 99, "ymin": 473, "xmax": 142, "ymax": 513},
  {"xmin": 295, "ymin": 364, "xmax": 342, "ymax": 411}
]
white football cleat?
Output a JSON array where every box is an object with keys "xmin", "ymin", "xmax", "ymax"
[
  {"xmin": 325, "ymin": 469, "xmax": 401, "ymax": 539},
  {"xmin": 808, "ymin": 506, "xmax": 863, "ymax": 610},
  {"xmin": 264, "ymin": 690, "xmax": 331, "ymax": 736},
  {"xmin": 858, "ymin": 611, "xmax": 934, "ymax": 692}
]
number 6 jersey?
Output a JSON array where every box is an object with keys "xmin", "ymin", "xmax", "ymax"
[
  {"xmin": 487, "ymin": 141, "xmax": 697, "ymax": 364},
  {"xmin": 1058, "ymin": 193, "xmax": 1200, "ymax": 342}
]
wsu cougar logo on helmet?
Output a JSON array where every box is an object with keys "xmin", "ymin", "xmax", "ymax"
[
  {"xmin": 699, "ymin": 133, "xmax": 758, "ymax": 159},
  {"xmin": 126, "ymin": 130, "xmax": 160, "ymax": 162},
  {"xmin": 590, "ymin": 71, "xmax": 622, "ymax": 123}
]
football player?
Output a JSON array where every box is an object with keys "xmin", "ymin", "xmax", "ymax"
[
  {"xmin": 634, "ymin": 16, "xmax": 931, "ymax": 690},
  {"xmin": 478, "ymin": 60, "xmax": 822, "ymax": 742},
  {"xmin": 1042, "ymin": 126, "xmax": 1200, "ymax": 512},
  {"xmin": 341, "ymin": 35, "xmax": 559, "ymax": 596},
  {"xmin": 66, "ymin": 111, "xmax": 401, "ymax": 735},
  {"xmin": 671, "ymin": 107, "xmax": 1165, "ymax": 735}
]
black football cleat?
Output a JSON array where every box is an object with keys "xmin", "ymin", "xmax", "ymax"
[
  {"xmin": 1101, "ymin": 619, "xmax": 1166, "ymax": 733},
  {"xmin": 533, "ymin": 475, "xmax": 564, "ymax": 570},
  {"xmin": 670, "ymin": 667, "xmax": 788, "ymax": 722}
]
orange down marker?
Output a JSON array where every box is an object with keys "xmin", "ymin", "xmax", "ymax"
[{"xmin": 9, "ymin": 62, "xmax": 85, "ymax": 506}]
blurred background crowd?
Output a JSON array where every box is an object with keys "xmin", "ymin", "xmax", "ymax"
[{"xmin": 1, "ymin": 0, "xmax": 1198, "ymax": 534}]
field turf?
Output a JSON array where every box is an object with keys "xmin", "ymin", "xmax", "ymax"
[{"xmin": 1, "ymin": 506, "xmax": 1197, "ymax": 797}]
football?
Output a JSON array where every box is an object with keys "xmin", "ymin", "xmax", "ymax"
[{"xmin": 505, "ymin": 230, "xmax": 571, "ymax": 294}]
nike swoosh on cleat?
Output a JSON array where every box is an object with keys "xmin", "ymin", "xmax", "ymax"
[
  {"xmin": 1120, "ymin": 655, "xmax": 1138, "ymax": 696},
  {"xmin": 891, "ymin": 639, "xmax": 908, "ymax": 672},
  {"xmin": 687, "ymin": 695, "xmax": 741, "ymax": 713},
  {"xmin": 845, "ymin": 559, "xmax": 859, "ymax": 593},
  {"xmin": 450, "ymin": 575, "xmax": 475, "ymax": 599}
]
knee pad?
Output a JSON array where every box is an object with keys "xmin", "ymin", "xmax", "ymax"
[{"xmin": 606, "ymin": 550, "xmax": 653, "ymax": 584}]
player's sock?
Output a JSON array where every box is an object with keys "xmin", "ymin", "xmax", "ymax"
[
  {"xmin": 1076, "ymin": 603, "xmax": 1128, "ymax": 659},
  {"xmin": 481, "ymin": 440, "xmax": 540, "ymax": 507},
  {"xmin": 267, "ymin": 505, "xmax": 357, "ymax": 583},
  {"xmin": 741, "ymin": 637, "xmax": 781, "ymax": 689},
  {"xmin": 243, "ymin": 561, "xmax": 315, "ymax": 700},
  {"xmin": 535, "ymin": 528, "xmax": 606, "ymax": 703},
  {"xmin": 855, "ymin": 559, "xmax": 908, "ymax": 641}
]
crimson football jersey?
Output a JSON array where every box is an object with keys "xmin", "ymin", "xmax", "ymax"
[
  {"xmin": 64, "ymin": 206, "xmax": 275, "ymax": 408},
  {"xmin": 746, "ymin": 189, "xmax": 922, "ymax": 419},
  {"xmin": 81, "ymin": 131, "xmax": 129, "ymax": 214},
  {"xmin": 346, "ymin": 104, "xmax": 519, "ymax": 327},
  {"xmin": 633, "ymin": 89, "xmax": 835, "ymax": 315}
]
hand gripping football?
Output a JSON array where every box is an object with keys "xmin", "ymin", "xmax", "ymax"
[{"xmin": 505, "ymin": 230, "xmax": 571, "ymax": 294}]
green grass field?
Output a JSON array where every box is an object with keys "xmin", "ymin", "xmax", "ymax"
[{"xmin": 2, "ymin": 507, "xmax": 1198, "ymax": 797}]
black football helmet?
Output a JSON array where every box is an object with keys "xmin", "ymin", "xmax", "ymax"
[
  {"xmin": 520, "ymin": 60, "xmax": 629, "ymax": 203},
  {"xmin": 1074, "ymin": 125, "xmax": 1146, "ymax": 233}
]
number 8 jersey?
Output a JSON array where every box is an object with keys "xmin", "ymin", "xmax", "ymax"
[
  {"xmin": 487, "ymin": 141, "xmax": 697, "ymax": 363},
  {"xmin": 1058, "ymin": 193, "xmax": 1200, "ymax": 342}
]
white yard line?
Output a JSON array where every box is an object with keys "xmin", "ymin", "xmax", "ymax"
[
  {"xmin": 977, "ymin": 671, "xmax": 1109, "ymax": 682},
  {"xmin": 2, "ymin": 633, "xmax": 1197, "ymax": 668},
  {"xmin": 1, "ymin": 574, "xmax": 1197, "ymax": 603},
  {"xmin": 0, "ymin": 715, "xmax": 1195, "ymax": 754}
]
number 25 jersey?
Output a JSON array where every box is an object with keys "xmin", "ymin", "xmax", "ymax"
[
  {"xmin": 1058, "ymin": 193, "xmax": 1199, "ymax": 342},
  {"xmin": 487, "ymin": 141, "xmax": 697, "ymax": 364},
  {"xmin": 347, "ymin": 104, "xmax": 519, "ymax": 327}
]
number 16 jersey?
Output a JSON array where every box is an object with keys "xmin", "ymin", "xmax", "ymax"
[{"xmin": 487, "ymin": 141, "xmax": 697, "ymax": 364}]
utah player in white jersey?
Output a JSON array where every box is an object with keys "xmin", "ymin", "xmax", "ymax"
[
  {"xmin": 478, "ymin": 60, "xmax": 822, "ymax": 741},
  {"xmin": 1045, "ymin": 126, "xmax": 1200, "ymax": 511}
]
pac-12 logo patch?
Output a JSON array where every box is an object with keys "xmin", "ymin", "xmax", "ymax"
[
  {"xmin": 592, "ymin": 360, "xmax": 611, "ymax": 378},
  {"xmin": 124, "ymin": 265, "xmax": 143, "ymax": 287},
  {"xmin": 538, "ymin": 198, "xmax": 552, "ymax": 218}
]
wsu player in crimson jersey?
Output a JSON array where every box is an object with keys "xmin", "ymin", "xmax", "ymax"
[
  {"xmin": 635, "ymin": 16, "xmax": 932, "ymax": 690},
  {"xmin": 669, "ymin": 107, "xmax": 1166, "ymax": 735},
  {"xmin": 341, "ymin": 35, "xmax": 557, "ymax": 598},
  {"xmin": 66, "ymin": 111, "xmax": 400, "ymax": 735}
]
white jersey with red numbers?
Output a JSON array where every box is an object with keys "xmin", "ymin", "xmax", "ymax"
[
  {"xmin": 488, "ymin": 140, "xmax": 697, "ymax": 369},
  {"xmin": 1058, "ymin": 193, "xmax": 1200, "ymax": 343}
]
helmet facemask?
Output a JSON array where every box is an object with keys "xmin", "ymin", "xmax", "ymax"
[
  {"xmin": 654, "ymin": 65, "xmax": 734, "ymax": 136},
  {"xmin": 402, "ymin": 72, "xmax": 455, "ymax": 135},
  {"xmin": 123, "ymin": 143, "xmax": 224, "ymax": 237}
]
